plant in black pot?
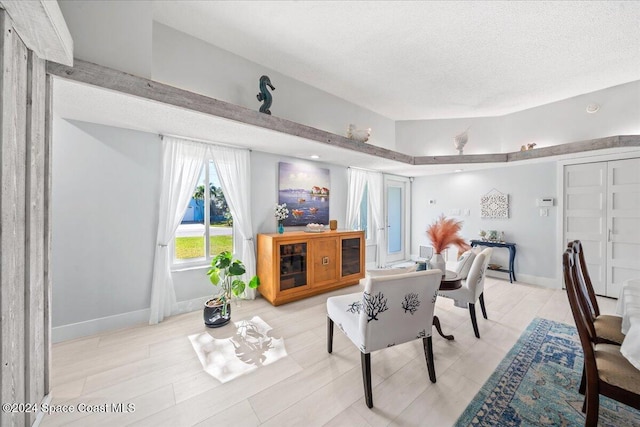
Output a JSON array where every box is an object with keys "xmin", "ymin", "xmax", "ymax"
[{"xmin": 205, "ymin": 251, "xmax": 260, "ymax": 328}]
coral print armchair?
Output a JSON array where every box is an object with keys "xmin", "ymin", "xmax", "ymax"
[{"xmin": 326, "ymin": 270, "xmax": 442, "ymax": 408}]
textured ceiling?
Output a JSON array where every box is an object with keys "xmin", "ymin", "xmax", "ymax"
[{"xmin": 152, "ymin": 1, "xmax": 640, "ymax": 120}]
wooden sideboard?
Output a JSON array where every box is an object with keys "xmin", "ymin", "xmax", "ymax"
[{"xmin": 257, "ymin": 230, "xmax": 365, "ymax": 306}]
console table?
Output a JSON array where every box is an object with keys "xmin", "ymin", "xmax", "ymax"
[{"xmin": 470, "ymin": 240, "xmax": 517, "ymax": 283}]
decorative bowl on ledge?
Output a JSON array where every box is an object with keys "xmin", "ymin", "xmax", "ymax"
[{"xmin": 306, "ymin": 223, "xmax": 325, "ymax": 232}]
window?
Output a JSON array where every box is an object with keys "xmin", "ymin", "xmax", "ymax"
[{"xmin": 173, "ymin": 160, "xmax": 233, "ymax": 266}]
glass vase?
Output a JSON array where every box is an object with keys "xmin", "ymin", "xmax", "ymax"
[{"xmin": 277, "ymin": 221, "xmax": 284, "ymax": 234}]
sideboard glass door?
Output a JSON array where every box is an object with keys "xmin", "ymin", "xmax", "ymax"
[
  {"xmin": 279, "ymin": 242, "xmax": 308, "ymax": 291},
  {"xmin": 341, "ymin": 237, "xmax": 362, "ymax": 277}
]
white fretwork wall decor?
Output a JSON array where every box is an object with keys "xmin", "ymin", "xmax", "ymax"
[{"xmin": 480, "ymin": 189, "xmax": 509, "ymax": 219}]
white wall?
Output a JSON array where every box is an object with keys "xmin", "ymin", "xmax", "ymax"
[
  {"xmin": 51, "ymin": 120, "xmax": 351, "ymax": 340},
  {"xmin": 412, "ymin": 162, "xmax": 558, "ymax": 286},
  {"xmin": 396, "ymin": 80, "xmax": 640, "ymax": 156},
  {"xmin": 249, "ymin": 151, "xmax": 348, "ymax": 234},
  {"xmin": 55, "ymin": 1, "xmax": 397, "ymax": 149},
  {"xmin": 52, "ymin": 119, "xmax": 161, "ymax": 340},
  {"xmin": 58, "ymin": 0, "xmax": 153, "ymax": 78},
  {"xmin": 151, "ymin": 23, "xmax": 396, "ymax": 149}
]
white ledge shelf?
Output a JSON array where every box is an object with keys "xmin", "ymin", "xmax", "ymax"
[{"xmin": 47, "ymin": 60, "xmax": 640, "ymax": 165}]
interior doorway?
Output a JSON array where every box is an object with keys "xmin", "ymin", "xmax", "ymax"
[{"xmin": 384, "ymin": 176, "xmax": 411, "ymax": 264}]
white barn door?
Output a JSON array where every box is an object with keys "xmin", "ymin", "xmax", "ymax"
[
  {"xmin": 564, "ymin": 162, "xmax": 608, "ymax": 295},
  {"xmin": 606, "ymin": 158, "xmax": 640, "ymax": 297},
  {"xmin": 564, "ymin": 158, "xmax": 640, "ymax": 297}
]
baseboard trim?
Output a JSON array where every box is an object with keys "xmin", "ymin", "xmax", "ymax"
[
  {"xmin": 52, "ymin": 296, "xmax": 208, "ymax": 343},
  {"xmin": 52, "ymin": 308, "xmax": 150, "ymax": 343},
  {"xmin": 487, "ymin": 271, "xmax": 560, "ymax": 289},
  {"xmin": 32, "ymin": 393, "xmax": 51, "ymax": 426},
  {"xmin": 175, "ymin": 295, "xmax": 208, "ymax": 314}
]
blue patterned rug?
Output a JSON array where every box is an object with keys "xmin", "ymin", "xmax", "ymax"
[{"xmin": 455, "ymin": 318, "xmax": 640, "ymax": 427}]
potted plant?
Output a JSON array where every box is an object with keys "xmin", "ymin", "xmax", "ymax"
[
  {"xmin": 205, "ymin": 251, "xmax": 260, "ymax": 328},
  {"xmin": 426, "ymin": 215, "xmax": 470, "ymax": 275}
]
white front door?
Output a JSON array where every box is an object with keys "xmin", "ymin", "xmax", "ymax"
[
  {"xmin": 606, "ymin": 158, "xmax": 640, "ymax": 297},
  {"xmin": 564, "ymin": 162, "xmax": 607, "ymax": 295},
  {"xmin": 385, "ymin": 176, "xmax": 410, "ymax": 264}
]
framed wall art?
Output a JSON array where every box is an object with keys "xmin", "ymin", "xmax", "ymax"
[
  {"xmin": 278, "ymin": 162, "xmax": 330, "ymax": 226},
  {"xmin": 480, "ymin": 189, "xmax": 509, "ymax": 219}
]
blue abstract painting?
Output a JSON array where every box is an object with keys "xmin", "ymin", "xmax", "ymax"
[{"xmin": 278, "ymin": 162, "xmax": 330, "ymax": 226}]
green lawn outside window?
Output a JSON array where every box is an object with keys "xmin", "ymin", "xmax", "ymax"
[{"xmin": 175, "ymin": 235, "xmax": 233, "ymax": 259}]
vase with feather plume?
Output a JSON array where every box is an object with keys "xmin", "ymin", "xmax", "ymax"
[{"xmin": 426, "ymin": 215, "xmax": 470, "ymax": 276}]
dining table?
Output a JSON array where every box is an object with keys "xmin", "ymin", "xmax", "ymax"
[
  {"xmin": 616, "ymin": 278, "xmax": 640, "ymax": 371},
  {"xmin": 433, "ymin": 270, "xmax": 462, "ymax": 341}
]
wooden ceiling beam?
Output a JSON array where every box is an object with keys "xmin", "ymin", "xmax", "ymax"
[
  {"xmin": 47, "ymin": 59, "xmax": 640, "ymax": 166},
  {"xmin": 0, "ymin": 0, "xmax": 73, "ymax": 65}
]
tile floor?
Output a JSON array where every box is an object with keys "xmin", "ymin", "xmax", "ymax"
[{"xmin": 42, "ymin": 277, "xmax": 619, "ymax": 426}]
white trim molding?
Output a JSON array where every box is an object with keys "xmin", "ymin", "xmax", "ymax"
[
  {"xmin": 52, "ymin": 296, "xmax": 209, "ymax": 343},
  {"xmin": 0, "ymin": 1, "xmax": 73, "ymax": 65},
  {"xmin": 486, "ymin": 271, "xmax": 560, "ymax": 289}
]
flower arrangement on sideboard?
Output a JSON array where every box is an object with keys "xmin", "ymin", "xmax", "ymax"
[{"xmin": 274, "ymin": 203, "xmax": 289, "ymax": 234}]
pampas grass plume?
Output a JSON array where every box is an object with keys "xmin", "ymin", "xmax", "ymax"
[{"xmin": 426, "ymin": 215, "xmax": 470, "ymax": 254}]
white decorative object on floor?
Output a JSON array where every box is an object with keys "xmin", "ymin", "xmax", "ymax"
[{"xmin": 189, "ymin": 316, "xmax": 286, "ymax": 383}]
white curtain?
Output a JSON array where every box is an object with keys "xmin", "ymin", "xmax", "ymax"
[
  {"xmin": 366, "ymin": 172, "xmax": 384, "ymax": 267},
  {"xmin": 149, "ymin": 136, "xmax": 208, "ymax": 324},
  {"xmin": 346, "ymin": 168, "xmax": 368, "ymax": 230},
  {"xmin": 211, "ymin": 146, "xmax": 257, "ymax": 299}
]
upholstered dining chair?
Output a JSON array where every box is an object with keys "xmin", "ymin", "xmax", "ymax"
[
  {"xmin": 438, "ymin": 248, "xmax": 492, "ymax": 338},
  {"xmin": 562, "ymin": 249, "xmax": 640, "ymax": 427},
  {"xmin": 326, "ymin": 269, "xmax": 442, "ymax": 408}
]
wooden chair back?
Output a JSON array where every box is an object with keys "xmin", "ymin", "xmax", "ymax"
[
  {"xmin": 566, "ymin": 242, "xmax": 599, "ymax": 341},
  {"xmin": 569, "ymin": 240, "xmax": 600, "ymax": 316},
  {"xmin": 562, "ymin": 249, "xmax": 597, "ymax": 367}
]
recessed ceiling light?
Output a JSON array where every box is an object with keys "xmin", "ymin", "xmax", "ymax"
[
  {"xmin": 586, "ymin": 103, "xmax": 600, "ymax": 114},
  {"xmin": 454, "ymin": 169, "xmax": 463, "ymax": 173},
  {"xmin": 310, "ymin": 154, "xmax": 320, "ymax": 159}
]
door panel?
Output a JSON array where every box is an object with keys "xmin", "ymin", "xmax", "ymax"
[
  {"xmin": 607, "ymin": 158, "xmax": 640, "ymax": 297},
  {"xmin": 387, "ymin": 187, "xmax": 402, "ymax": 254},
  {"xmin": 564, "ymin": 162, "xmax": 607, "ymax": 295},
  {"xmin": 384, "ymin": 177, "xmax": 410, "ymax": 264},
  {"xmin": 311, "ymin": 238, "xmax": 339, "ymax": 287}
]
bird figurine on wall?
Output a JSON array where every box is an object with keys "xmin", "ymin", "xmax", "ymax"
[
  {"xmin": 346, "ymin": 124, "xmax": 371, "ymax": 142},
  {"xmin": 454, "ymin": 128, "xmax": 469, "ymax": 155},
  {"xmin": 520, "ymin": 143, "xmax": 537, "ymax": 151},
  {"xmin": 256, "ymin": 75, "xmax": 275, "ymax": 115}
]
